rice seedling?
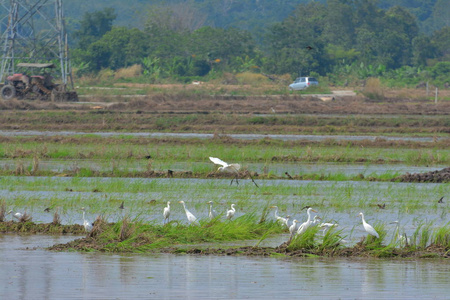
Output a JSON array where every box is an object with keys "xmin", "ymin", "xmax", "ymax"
[
  {"xmin": 287, "ymin": 226, "xmax": 321, "ymax": 251},
  {"xmin": 317, "ymin": 227, "xmax": 346, "ymax": 253},
  {"xmin": 431, "ymin": 222, "xmax": 450, "ymax": 249}
]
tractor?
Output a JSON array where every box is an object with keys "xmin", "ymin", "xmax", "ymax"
[{"xmin": 1, "ymin": 63, "xmax": 78, "ymax": 101}]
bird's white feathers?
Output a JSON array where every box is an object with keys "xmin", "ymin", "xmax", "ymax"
[
  {"xmin": 296, "ymin": 207, "xmax": 317, "ymax": 235},
  {"xmin": 179, "ymin": 201, "xmax": 200, "ymax": 225},
  {"xmin": 226, "ymin": 204, "xmax": 236, "ymax": 220},
  {"xmin": 209, "ymin": 157, "xmax": 240, "ymax": 173},
  {"xmin": 207, "ymin": 201, "xmax": 217, "ymax": 220},
  {"xmin": 163, "ymin": 201, "xmax": 171, "ymax": 223},
  {"xmin": 358, "ymin": 212, "xmax": 379, "ymax": 238},
  {"xmin": 81, "ymin": 207, "xmax": 93, "ymax": 232}
]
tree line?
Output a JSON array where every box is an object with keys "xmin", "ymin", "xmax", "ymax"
[{"xmin": 71, "ymin": 0, "xmax": 449, "ymax": 86}]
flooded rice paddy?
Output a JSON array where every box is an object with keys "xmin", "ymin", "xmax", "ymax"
[
  {"xmin": 0, "ymin": 159, "xmax": 444, "ymax": 177},
  {"xmin": 2, "ymin": 177, "xmax": 448, "ymax": 244},
  {"xmin": 1, "ymin": 130, "xmax": 448, "ymax": 142},
  {"xmin": 1, "ymin": 160, "xmax": 449, "ymax": 298},
  {"xmin": 1, "ymin": 234, "xmax": 449, "ymax": 299}
]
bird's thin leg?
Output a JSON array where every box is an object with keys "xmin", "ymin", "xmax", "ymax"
[{"xmin": 247, "ymin": 172, "xmax": 259, "ymax": 188}]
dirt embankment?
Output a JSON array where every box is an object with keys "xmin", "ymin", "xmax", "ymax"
[
  {"xmin": 394, "ymin": 167, "xmax": 450, "ymax": 183},
  {"xmin": 1, "ymin": 92, "xmax": 449, "ymax": 115}
]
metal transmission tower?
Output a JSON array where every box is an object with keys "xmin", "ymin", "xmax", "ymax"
[{"xmin": 0, "ymin": 0, "xmax": 73, "ymax": 89}]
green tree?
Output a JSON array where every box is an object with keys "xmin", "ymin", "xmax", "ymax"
[{"xmin": 73, "ymin": 8, "xmax": 117, "ymax": 49}]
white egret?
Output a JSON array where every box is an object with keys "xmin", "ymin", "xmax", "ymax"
[
  {"xmin": 226, "ymin": 204, "xmax": 236, "ymax": 220},
  {"xmin": 207, "ymin": 201, "xmax": 217, "ymax": 220},
  {"xmin": 296, "ymin": 207, "xmax": 318, "ymax": 235},
  {"xmin": 358, "ymin": 212, "xmax": 379, "ymax": 238},
  {"xmin": 289, "ymin": 219, "xmax": 299, "ymax": 237},
  {"xmin": 209, "ymin": 156, "xmax": 240, "ymax": 173},
  {"xmin": 209, "ymin": 156, "xmax": 240, "ymax": 185},
  {"xmin": 390, "ymin": 221, "xmax": 409, "ymax": 247},
  {"xmin": 7, "ymin": 210, "xmax": 23, "ymax": 221},
  {"xmin": 179, "ymin": 201, "xmax": 200, "ymax": 225},
  {"xmin": 163, "ymin": 201, "xmax": 171, "ymax": 224},
  {"xmin": 319, "ymin": 222, "xmax": 338, "ymax": 234},
  {"xmin": 270, "ymin": 206, "xmax": 289, "ymax": 227},
  {"xmin": 312, "ymin": 215, "xmax": 321, "ymax": 224},
  {"xmin": 80, "ymin": 207, "xmax": 93, "ymax": 232}
]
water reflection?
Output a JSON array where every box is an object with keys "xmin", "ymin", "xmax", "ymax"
[{"xmin": 1, "ymin": 235, "xmax": 449, "ymax": 299}]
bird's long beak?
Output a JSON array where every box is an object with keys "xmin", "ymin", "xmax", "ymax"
[
  {"xmin": 316, "ymin": 216, "xmax": 322, "ymax": 219},
  {"xmin": 312, "ymin": 209, "xmax": 318, "ymax": 213}
]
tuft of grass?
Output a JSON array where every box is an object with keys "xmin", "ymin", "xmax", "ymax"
[
  {"xmin": 19, "ymin": 212, "xmax": 32, "ymax": 223},
  {"xmin": 0, "ymin": 200, "xmax": 6, "ymax": 222},
  {"xmin": 115, "ymin": 64, "xmax": 142, "ymax": 80},
  {"xmin": 287, "ymin": 226, "xmax": 320, "ymax": 251},
  {"xmin": 360, "ymin": 222, "xmax": 386, "ymax": 249},
  {"xmin": 318, "ymin": 227, "xmax": 345, "ymax": 252},
  {"xmin": 362, "ymin": 77, "xmax": 384, "ymax": 100},
  {"xmin": 431, "ymin": 222, "xmax": 450, "ymax": 249},
  {"xmin": 52, "ymin": 209, "xmax": 61, "ymax": 225}
]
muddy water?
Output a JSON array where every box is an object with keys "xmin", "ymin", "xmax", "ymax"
[
  {"xmin": 1, "ymin": 235, "xmax": 449, "ymax": 299},
  {"xmin": 1, "ymin": 130, "xmax": 447, "ymax": 142}
]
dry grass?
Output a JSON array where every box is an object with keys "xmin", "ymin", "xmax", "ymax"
[
  {"xmin": 362, "ymin": 77, "xmax": 384, "ymax": 100},
  {"xmin": 0, "ymin": 201, "xmax": 6, "ymax": 222},
  {"xmin": 52, "ymin": 209, "xmax": 61, "ymax": 225},
  {"xmin": 235, "ymin": 72, "xmax": 270, "ymax": 85},
  {"xmin": 97, "ymin": 69, "xmax": 115, "ymax": 82},
  {"xmin": 19, "ymin": 212, "xmax": 32, "ymax": 222},
  {"xmin": 114, "ymin": 64, "xmax": 142, "ymax": 79}
]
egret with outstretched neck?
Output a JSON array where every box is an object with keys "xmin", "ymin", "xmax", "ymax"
[
  {"xmin": 296, "ymin": 207, "xmax": 318, "ymax": 235},
  {"xmin": 209, "ymin": 157, "xmax": 241, "ymax": 185},
  {"xmin": 179, "ymin": 201, "xmax": 199, "ymax": 225},
  {"xmin": 358, "ymin": 212, "xmax": 379, "ymax": 238}
]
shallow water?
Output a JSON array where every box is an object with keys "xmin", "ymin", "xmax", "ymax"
[
  {"xmin": 1, "ymin": 177, "xmax": 448, "ymax": 247},
  {"xmin": 0, "ymin": 158, "xmax": 442, "ymax": 177},
  {"xmin": 1, "ymin": 130, "xmax": 447, "ymax": 142},
  {"xmin": 1, "ymin": 235, "xmax": 449, "ymax": 299}
]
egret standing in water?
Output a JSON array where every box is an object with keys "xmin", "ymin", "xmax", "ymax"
[
  {"xmin": 179, "ymin": 201, "xmax": 200, "ymax": 225},
  {"xmin": 226, "ymin": 204, "xmax": 236, "ymax": 220},
  {"xmin": 296, "ymin": 207, "xmax": 318, "ymax": 235},
  {"xmin": 81, "ymin": 207, "xmax": 93, "ymax": 232},
  {"xmin": 163, "ymin": 201, "xmax": 171, "ymax": 224},
  {"xmin": 209, "ymin": 157, "xmax": 241, "ymax": 185},
  {"xmin": 207, "ymin": 201, "xmax": 217, "ymax": 220},
  {"xmin": 358, "ymin": 212, "xmax": 379, "ymax": 238}
]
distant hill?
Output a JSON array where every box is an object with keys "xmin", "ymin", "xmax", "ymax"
[{"xmin": 63, "ymin": 0, "xmax": 448, "ymax": 37}]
